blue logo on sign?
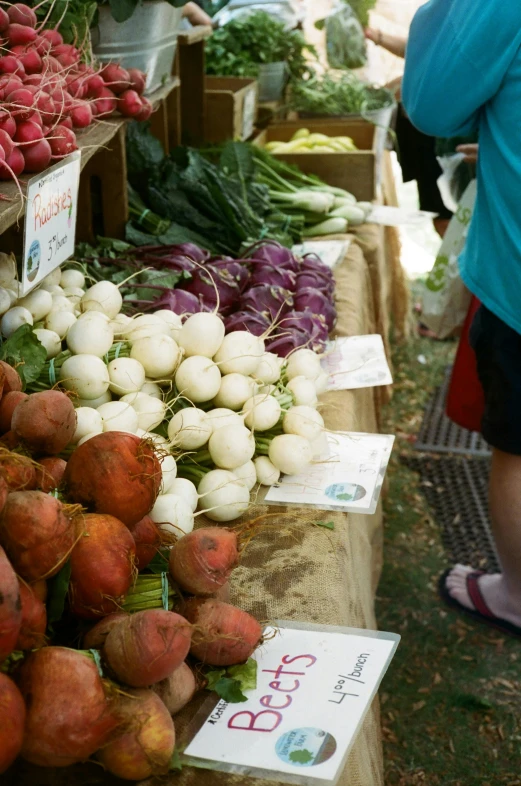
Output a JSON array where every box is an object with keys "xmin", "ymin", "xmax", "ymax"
[
  {"xmin": 27, "ymin": 239, "xmax": 41, "ymax": 282},
  {"xmin": 275, "ymin": 727, "xmax": 337, "ymax": 767}
]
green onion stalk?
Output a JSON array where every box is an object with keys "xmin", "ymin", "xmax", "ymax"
[
  {"xmin": 128, "ymin": 184, "xmax": 172, "ymax": 236},
  {"xmin": 122, "ymin": 574, "xmax": 176, "ymax": 613},
  {"xmin": 175, "ymin": 463, "xmax": 209, "ymax": 484}
]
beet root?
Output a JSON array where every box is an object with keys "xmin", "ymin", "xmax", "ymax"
[
  {"xmin": 169, "ymin": 527, "xmax": 239, "ymax": 596},
  {"xmin": 0, "ymin": 673, "xmax": 25, "ymax": 774},
  {"xmin": 0, "ymin": 390, "xmax": 28, "ymax": 433},
  {"xmin": 0, "ymin": 452, "xmax": 36, "ymax": 491},
  {"xmin": 64, "ymin": 432, "xmax": 161, "ymax": 526},
  {"xmin": 0, "ymin": 545, "xmax": 21, "ymax": 662},
  {"xmin": 35, "ymin": 456, "xmax": 67, "ymax": 492},
  {"xmin": 97, "ymin": 688, "xmax": 175, "ymax": 780},
  {"xmin": 16, "ymin": 580, "xmax": 47, "ymax": 649},
  {"xmin": 183, "ymin": 598, "xmax": 262, "ymax": 666},
  {"xmin": 69, "ymin": 513, "xmax": 136, "ymax": 619},
  {"xmin": 0, "ymin": 361, "xmax": 22, "ymax": 394},
  {"xmin": 83, "ymin": 612, "xmax": 129, "ymax": 650},
  {"xmin": 153, "ymin": 662, "xmax": 197, "ymax": 716},
  {"xmin": 12, "ymin": 390, "xmax": 76, "ymax": 455},
  {"xmin": 104, "ymin": 609, "xmax": 192, "ymax": 687},
  {"xmin": 18, "ymin": 647, "xmax": 118, "ymax": 767},
  {"xmin": 0, "ymin": 491, "xmax": 75, "ymax": 581},
  {"xmin": 128, "ymin": 514, "xmax": 162, "ymax": 570}
]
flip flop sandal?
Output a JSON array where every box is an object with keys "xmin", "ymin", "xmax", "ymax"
[{"xmin": 438, "ymin": 568, "xmax": 521, "ymax": 638}]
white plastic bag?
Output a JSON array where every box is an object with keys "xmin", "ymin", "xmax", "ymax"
[
  {"xmin": 422, "ymin": 180, "xmax": 477, "ymax": 339},
  {"xmin": 436, "ymin": 152, "xmax": 465, "ymax": 213}
]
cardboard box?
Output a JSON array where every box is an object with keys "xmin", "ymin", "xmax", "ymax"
[
  {"xmin": 254, "ymin": 119, "xmax": 383, "ymax": 201},
  {"xmin": 205, "ymin": 77, "xmax": 258, "ymax": 143}
]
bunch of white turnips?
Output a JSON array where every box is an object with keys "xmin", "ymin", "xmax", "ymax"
[{"xmin": 2, "ymin": 258, "xmax": 330, "ymax": 534}]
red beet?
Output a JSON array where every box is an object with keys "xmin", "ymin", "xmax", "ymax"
[
  {"xmin": 69, "ymin": 513, "xmax": 136, "ymax": 619},
  {"xmin": 183, "ymin": 598, "xmax": 262, "ymax": 666},
  {"xmin": 0, "ymin": 545, "xmax": 21, "ymax": 662},
  {"xmin": 83, "ymin": 612, "xmax": 129, "ymax": 650},
  {"xmin": 169, "ymin": 527, "xmax": 239, "ymax": 596},
  {"xmin": 97, "ymin": 689, "xmax": 175, "ymax": 780},
  {"xmin": 12, "ymin": 390, "xmax": 76, "ymax": 454},
  {"xmin": 64, "ymin": 432, "xmax": 162, "ymax": 526},
  {"xmin": 0, "ymin": 453, "xmax": 36, "ymax": 491},
  {"xmin": 104, "ymin": 609, "xmax": 192, "ymax": 687},
  {"xmin": 153, "ymin": 661, "xmax": 197, "ymax": 715},
  {"xmin": 0, "ymin": 673, "xmax": 25, "ymax": 773},
  {"xmin": 0, "ymin": 491, "xmax": 75, "ymax": 581},
  {"xmin": 18, "ymin": 647, "xmax": 118, "ymax": 767},
  {"xmin": 35, "ymin": 456, "xmax": 67, "ymax": 492},
  {"xmin": 128, "ymin": 514, "xmax": 162, "ymax": 570},
  {"xmin": 16, "ymin": 580, "xmax": 47, "ymax": 649},
  {"xmin": 0, "ymin": 362, "xmax": 22, "ymax": 393}
]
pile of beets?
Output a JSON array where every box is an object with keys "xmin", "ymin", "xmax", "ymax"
[
  {"xmin": 0, "ymin": 3, "xmax": 151, "ymax": 179},
  {"xmin": 0, "ymin": 360, "xmax": 261, "ymax": 780}
]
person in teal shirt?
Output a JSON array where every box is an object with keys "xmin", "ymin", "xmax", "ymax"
[{"xmin": 403, "ymin": 1, "xmax": 521, "ymax": 637}]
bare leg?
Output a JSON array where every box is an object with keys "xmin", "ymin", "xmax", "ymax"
[{"xmin": 446, "ymin": 448, "xmax": 521, "ymax": 626}]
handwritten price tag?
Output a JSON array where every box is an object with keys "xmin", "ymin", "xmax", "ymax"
[{"xmin": 22, "ymin": 151, "xmax": 81, "ymax": 295}]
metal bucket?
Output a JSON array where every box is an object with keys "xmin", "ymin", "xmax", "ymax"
[
  {"xmin": 92, "ymin": 2, "xmax": 183, "ymax": 95},
  {"xmin": 257, "ymin": 61, "xmax": 287, "ymax": 103}
]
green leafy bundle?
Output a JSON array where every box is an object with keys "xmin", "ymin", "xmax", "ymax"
[
  {"xmin": 206, "ymin": 11, "xmax": 316, "ymax": 81},
  {"xmin": 289, "ymin": 72, "xmax": 394, "ymax": 117},
  {"xmin": 30, "ymin": 0, "xmax": 97, "ymax": 48},
  {"xmin": 346, "ymin": 0, "xmax": 378, "ymax": 28}
]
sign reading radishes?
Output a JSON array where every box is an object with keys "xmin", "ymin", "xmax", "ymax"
[
  {"xmin": 183, "ymin": 622, "xmax": 399, "ymax": 785},
  {"xmin": 22, "ymin": 151, "xmax": 81, "ymax": 296}
]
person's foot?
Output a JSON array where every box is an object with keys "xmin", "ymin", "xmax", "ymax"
[{"xmin": 445, "ymin": 564, "xmax": 521, "ymax": 628}]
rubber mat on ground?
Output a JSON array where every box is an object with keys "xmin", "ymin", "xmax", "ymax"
[
  {"xmin": 402, "ymin": 454, "xmax": 500, "ymax": 574},
  {"xmin": 414, "ymin": 367, "xmax": 491, "ymax": 457}
]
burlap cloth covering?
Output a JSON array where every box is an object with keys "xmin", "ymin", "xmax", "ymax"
[{"xmin": 8, "ymin": 239, "xmax": 393, "ymax": 786}]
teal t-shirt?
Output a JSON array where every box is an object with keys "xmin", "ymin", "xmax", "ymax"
[{"xmin": 402, "ymin": 1, "xmax": 521, "ymax": 335}]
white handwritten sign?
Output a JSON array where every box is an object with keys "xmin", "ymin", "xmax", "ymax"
[
  {"xmin": 183, "ymin": 621, "xmax": 400, "ymax": 785},
  {"xmin": 22, "ymin": 151, "xmax": 81, "ymax": 295},
  {"xmin": 264, "ymin": 432, "xmax": 394, "ymax": 515},
  {"xmin": 292, "ymin": 240, "xmax": 351, "ymax": 270},
  {"xmin": 321, "ymin": 335, "xmax": 393, "ymax": 391}
]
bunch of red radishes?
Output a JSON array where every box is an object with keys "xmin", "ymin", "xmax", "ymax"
[
  {"xmin": 0, "ymin": 3, "xmax": 151, "ymax": 181},
  {"xmin": 0, "ymin": 365, "xmax": 262, "ymax": 780}
]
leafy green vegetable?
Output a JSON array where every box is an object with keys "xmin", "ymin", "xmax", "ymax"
[
  {"xmin": 206, "ymin": 659, "xmax": 258, "ymax": 703},
  {"xmin": 316, "ymin": 521, "xmax": 335, "ymax": 530},
  {"xmin": 289, "ymin": 749, "xmax": 314, "ymax": 764},
  {"xmin": 0, "ymin": 324, "xmax": 47, "ymax": 390},
  {"xmin": 205, "ymin": 11, "xmax": 316, "ymax": 82},
  {"xmin": 143, "ymin": 549, "xmax": 171, "ymax": 575},
  {"xmin": 228, "ymin": 659, "xmax": 258, "ymax": 692},
  {"xmin": 346, "ymin": 0, "xmax": 378, "ymax": 28},
  {"xmin": 30, "ymin": 0, "xmax": 97, "ymax": 50},
  {"xmin": 169, "ymin": 748, "xmax": 184, "ymax": 772},
  {"xmin": 46, "ymin": 561, "xmax": 72, "ymax": 627},
  {"xmin": 289, "ymin": 72, "xmax": 394, "ymax": 118}
]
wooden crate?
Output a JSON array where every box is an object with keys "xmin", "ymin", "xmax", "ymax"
[
  {"xmin": 205, "ymin": 77, "xmax": 258, "ymax": 142},
  {"xmin": 255, "ymin": 119, "xmax": 380, "ymax": 201}
]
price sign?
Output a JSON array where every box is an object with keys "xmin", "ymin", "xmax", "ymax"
[
  {"xmin": 292, "ymin": 240, "xmax": 351, "ymax": 270},
  {"xmin": 183, "ymin": 621, "xmax": 400, "ymax": 785},
  {"xmin": 321, "ymin": 335, "xmax": 393, "ymax": 391},
  {"xmin": 22, "ymin": 151, "xmax": 81, "ymax": 295}
]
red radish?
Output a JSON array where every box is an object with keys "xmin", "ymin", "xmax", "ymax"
[
  {"xmin": 11, "ymin": 45, "xmax": 41, "ymax": 74},
  {"xmin": 0, "ymin": 453, "xmax": 36, "ymax": 490},
  {"xmin": 33, "ymin": 34, "xmax": 51, "ymax": 55},
  {"xmin": 16, "ymin": 580, "xmax": 47, "ymax": 649},
  {"xmin": 64, "ymin": 432, "xmax": 162, "ymax": 526},
  {"xmin": 128, "ymin": 67, "xmax": 146, "ymax": 95},
  {"xmin": 41, "ymin": 54, "xmax": 62, "ymax": 73},
  {"xmin": 69, "ymin": 513, "xmax": 136, "ymax": 619},
  {"xmin": 0, "ymin": 390, "xmax": 29, "ymax": 432},
  {"xmin": 92, "ymin": 85, "xmax": 117, "ymax": 117},
  {"xmin": 0, "ymin": 362, "xmax": 22, "ymax": 393},
  {"xmin": 14, "ymin": 119, "xmax": 43, "ymax": 147},
  {"xmin": 169, "ymin": 527, "xmax": 239, "ymax": 597},
  {"xmin": 22, "ymin": 72, "xmax": 45, "ymax": 87},
  {"xmin": 0, "ymin": 8, "xmax": 9, "ymax": 33},
  {"xmin": 0, "ymin": 74, "xmax": 22, "ymax": 95},
  {"xmin": 104, "ymin": 609, "xmax": 192, "ymax": 687},
  {"xmin": 83, "ymin": 612, "xmax": 129, "ymax": 649},
  {"xmin": 6, "ymin": 86, "xmax": 34, "ymax": 119},
  {"xmin": 58, "ymin": 115, "xmax": 73, "ymax": 131},
  {"xmin": 41, "ymin": 29, "xmax": 63, "ymax": 48},
  {"xmin": 0, "ymin": 146, "xmax": 24, "ymax": 179},
  {"xmin": 18, "ymin": 647, "xmax": 118, "ymax": 767},
  {"xmin": 22, "ymin": 136, "xmax": 51, "ymax": 172},
  {"xmin": 25, "ymin": 109, "xmax": 43, "ymax": 126},
  {"xmin": 34, "ymin": 456, "xmax": 67, "ymax": 492},
  {"xmin": 128, "ymin": 514, "xmax": 162, "ymax": 570},
  {"xmin": 7, "ymin": 23, "xmax": 37, "ymax": 47},
  {"xmin": 183, "ymin": 598, "xmax": 262, "ymax": 666},
  {"xmin": 0, "ymin": 673, "xmax": 25, "ymax": 774},
  {"xmin": 7, "ymin": 4, "xmax": 37, "ymax": 28},
  {"xmin": 0, "ymin": 545, "xmax": 21, "ymax": 662},
  {"xmin": 86, "ymin": 72, "xmax": 105, "ymax": 96},
  {"xmin": 137, "ymin": 97, "xmax": 153, "ymax": 122},
  {"xmin": 36, "ymin": 90, "xmax": 54, "ymax": 119},
  {"xmin": 0, "ymin": 490, "xmax": 75, "ymax": 581},
  {"xmin": 0, "ymin": 128, "xmax": 14, "ymax": 157},
  {"xmin": 70, "ymin": 99, "xmax": 92, "ymax": 128},
  {"xmin": 119, "ymin": 88, "xmax": 143, "ymax": 118},
  {"xmin": 153, "ymin": 662, "xmax": 197, "ymax": 716},
  {"xmin": 12, "ymin": 390, "xmax": 76, "ymax": 454},
  {"xmin": 0, "ymin": 55, "xmax": 25, "ymax": 75},
  {"xmin": 97, "ymin": 689, "xmax": 175, "ymax": 780},
  {"xmin": 0, "ymin": 115, "xmax": 16, "ymax": 139},
  {"xmin": 102, "ymin": 63, "xmax": 131, "ymax": 94},
  {"xmin": 48, "ymin": 124, "xmax": 77, "ymax": 158}
]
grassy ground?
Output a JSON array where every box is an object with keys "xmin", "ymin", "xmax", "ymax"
[{"xmin": 378, "ymin": 332, "xmax": 521, "ymax": 786}]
